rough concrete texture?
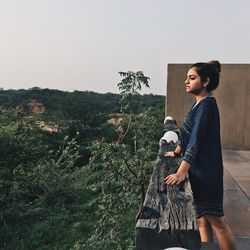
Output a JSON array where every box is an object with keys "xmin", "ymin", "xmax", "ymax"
[{"xmin": 201, "ymin": 150, "xmax": 250, "ymax": 249}]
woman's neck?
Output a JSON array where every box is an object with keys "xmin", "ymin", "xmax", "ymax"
[{"xmin": 195, "ymin": 92, "xmax": 210, "ymax": 102}]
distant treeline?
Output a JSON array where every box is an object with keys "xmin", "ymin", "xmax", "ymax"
[{"xmin": 0, "ymin": 87, "xmax": 165, "ymax": 119}]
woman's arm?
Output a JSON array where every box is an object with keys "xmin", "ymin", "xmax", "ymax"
[
  {"xmin": 165, "ymin": 102, "xmax": 212, "ymax": 185},
  {"xmin": 182, "ymin": 103, "xmax": 211, "ymax": 165}
]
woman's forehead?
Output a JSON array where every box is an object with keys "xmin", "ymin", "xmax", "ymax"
[{"xmin": 187, "ymin": 67, "xmax": 199, "ymax": 76}]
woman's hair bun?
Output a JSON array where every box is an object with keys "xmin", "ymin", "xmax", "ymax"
[{"xmin": 208, "ymin": 60, "xmax": 221, "ymax": 73}]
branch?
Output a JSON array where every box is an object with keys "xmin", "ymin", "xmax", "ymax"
[
  {"xmin": 118, "ymin": 114, "xmax": 132, "ymax": 144},
  {"xmin": 107, "ymin": 159, "xmax": 136, "ymax": 185},
  {"xmin": 124, "ymin": 159, "xmax": 138, "ymax": 179}
]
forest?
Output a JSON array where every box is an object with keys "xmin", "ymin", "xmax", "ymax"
[{"xmin": 0, "ymin": 72, "xmax": 166, "ymax": 249}]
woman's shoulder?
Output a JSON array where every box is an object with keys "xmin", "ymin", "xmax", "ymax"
[
  {"xmin": 199, "ymin": 96, "xmax": 216, "ymax": 108},
  {"xmin": 196, "ymin": 97, "xmax": 219, "ymax": 117}
]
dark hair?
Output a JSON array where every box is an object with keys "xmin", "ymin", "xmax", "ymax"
[{"xmin": 190, "ymin": 60, "xmax": 221, "ymax": 92}]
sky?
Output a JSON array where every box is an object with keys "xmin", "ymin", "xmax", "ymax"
[{"xmin": 1, "ymin": 0, "xmax": 250, "ymax": 95}]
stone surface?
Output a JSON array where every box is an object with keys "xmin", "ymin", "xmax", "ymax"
[
  {"xmin": 223, "ymin": 150, "xmax": 250, "ymax": 237},
  {"xmin": 197, "ymin": 150, "xmax": 250, "ymax": 249},
  {"xmin": 220, "ymin": 150, "xmax": 250, "ymax": 249}
]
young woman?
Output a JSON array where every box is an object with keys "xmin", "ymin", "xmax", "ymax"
[{"xmin": 164, "ymin": 61, "xmax": 237, "ymax": 250}]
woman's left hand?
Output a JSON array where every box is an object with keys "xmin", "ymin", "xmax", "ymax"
[
  {"xmin": 164, "ymin": 173, "xmax": 186, "ymax": 185},
  {"xmin": 165, "ymin": 151, "xmax": 176, "ymax": 157}
]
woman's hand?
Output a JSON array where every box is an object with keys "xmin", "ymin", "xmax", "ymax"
[
  {"xmin": 165, "ymin": 151, "xmax": 176, "ymax": 157},
  {"xmin": 164, "ymin": 160, "xmax": 191, "ymax": 185},
  {"xmin": 164, "ymin": 172, "xmax": 186, "ymax": 185},
  {"xmin": 164, "ymin": 145, "xmax": 182, "ymax": 158}
]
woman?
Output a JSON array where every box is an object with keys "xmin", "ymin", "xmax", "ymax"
[{"xmin": 165, "ymin": 61, "xmax": 237, "ymax": 250}]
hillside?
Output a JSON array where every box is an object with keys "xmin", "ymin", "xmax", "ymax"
[
  {"xmin": 0, "ymin": 87, "xmax": 165, "ymax": 250},
  {"xmin": 0, "ymin": 88, "xmax": 165, "ymax": 119}
]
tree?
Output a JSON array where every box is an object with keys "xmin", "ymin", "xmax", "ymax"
[
  {"xmin": 82, "ymin": 71, "xmax": 164, "ymax": 249},
  {"xmin": 0, "ymin": 108, "xmax": 48, "ymax": 227},
  {"xmin": 118, "ymin": 71, "xmax": 150, "ymax": 114}
]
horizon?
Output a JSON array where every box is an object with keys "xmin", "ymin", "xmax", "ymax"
[{"xmin": 0, "ymin": 86, "xmax": 165, "ymax": 96}]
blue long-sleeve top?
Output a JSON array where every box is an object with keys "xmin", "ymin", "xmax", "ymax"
[{"xmin": 179, "ymin": 96, "xmax": 223, "ymax": 181}]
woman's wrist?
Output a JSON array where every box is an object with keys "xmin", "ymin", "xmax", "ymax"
[
  {"xmin": 174, "ymin": 145, "xmax": 182, "ymax": 156},
  {"xmin": 177, "ymin": 160, "xmax": 191, "ymax": 176},
  {"xmin": 173, "ymin": 150, "xmax": 179, "ymax": 157}
]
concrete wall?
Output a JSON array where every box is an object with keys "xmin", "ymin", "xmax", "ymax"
[{"xmin": 166, "ymin": 64, "xmax": 250, "ymax": 150}]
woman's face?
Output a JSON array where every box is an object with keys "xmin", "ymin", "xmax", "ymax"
[{"xmin": 185, "ymin": 67, "xmax": 206, "ymax": 95}]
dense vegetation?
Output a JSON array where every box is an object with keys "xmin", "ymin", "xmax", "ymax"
[{"xmin": 0, "ymin": 73, "xmax": 165, "ymax": 249}]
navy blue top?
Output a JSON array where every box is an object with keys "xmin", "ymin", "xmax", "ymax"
[{"xmin": 179, "ymin": 96, "xmax": 224, "ymax": 218}]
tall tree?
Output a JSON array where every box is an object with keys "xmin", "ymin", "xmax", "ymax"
[
  {"xmin": 84, "ymin": 71, "xmax": 164, "ymax": 249},
  {"xmin": 118, "ymin": 71, "xmax": 150, "ymax": 114}
]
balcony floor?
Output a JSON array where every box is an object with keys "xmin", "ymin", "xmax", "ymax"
[{"xmin": 201, "ymin": 150, "xmax": 250, "ymax": 250}]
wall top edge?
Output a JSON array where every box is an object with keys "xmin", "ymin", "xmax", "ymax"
[{"xmin": 167, "ymin": 63, "xmax": 250, "ymax": 66}]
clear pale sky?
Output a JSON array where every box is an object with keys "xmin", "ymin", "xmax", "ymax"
[{"xmin": 1, "ymin": 0, "xmax": 250, "ymax": 95}]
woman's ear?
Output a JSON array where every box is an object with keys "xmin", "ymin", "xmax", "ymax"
[{"xmin": 203, "ymin": 77, "xmax": 210, "ymax": 87}]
